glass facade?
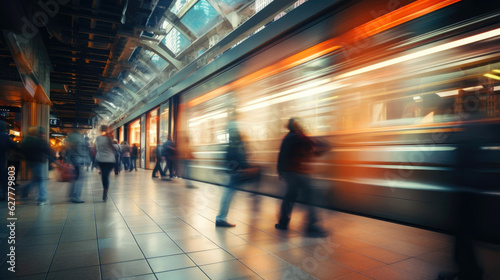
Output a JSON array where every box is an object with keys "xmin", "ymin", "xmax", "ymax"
[
  {"xmin": 146, "ymin": 109, "xmax": 159, "ymax": 169},
  {"xmin": 128, "ymin": 119, "xmax": 141, "ymax": 168},
  {"xmin": 180, "ymin": 0, "xmax": 223, "ymax": 38},
  {"xmin": 162, "ymin": 28, "xmax": 191, "ymax": 56}
]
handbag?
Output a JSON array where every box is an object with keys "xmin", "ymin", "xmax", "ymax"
[{"xmin": 57, "ymin": 163, "xmax": 76, "ymax": 182}]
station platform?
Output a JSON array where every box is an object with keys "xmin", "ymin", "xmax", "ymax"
[{"xmin": 1, "ymin": 169, "xmax": 499, "ymax": 280}]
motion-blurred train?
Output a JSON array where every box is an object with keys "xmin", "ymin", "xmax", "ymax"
[{"xmin": 143, "ymin": 0, "xmax": 500, "ymax": 242}]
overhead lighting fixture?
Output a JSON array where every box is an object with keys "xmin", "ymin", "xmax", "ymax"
[
  {"xmin": 462, "ymin": 86, "xmax": 483, "ymax": 91},
  {"xmin": 494, "ymin": 86, "xmax": 500, "ymax": 91},
  {"xmin": 484, "ymin": 73, "xmax": 500, "ymax": 80},
  {"xmin": 413, "ymin": 96, "xmax": 422, "ymax": 100},
  {"xmin": 492, "ymin": 69, "xmax": 500, "ymax": 74},
  {"xmin": 436, "ymin": 90, "xmax": 459, "ymax": 97}
]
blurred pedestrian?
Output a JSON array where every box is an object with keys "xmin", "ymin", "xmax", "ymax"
[
  {"xmin": 438, "ymin": 119, "xmax": 486, "ymax": 280},
  {"xmin": 161, "ymin": 135, "xmax": 177, "ymax": 179},
  {"xmin": 20, "ymin": 126, "xmax": 55, "ymax": 205},
  {"xmin": 95, "ymin": 125, "xmax": 116, "ymax": 201},
  {"xmin": 0, "ymin": 121, "xmax": 19, "ymax": 201},
  {"xmin": 66, "ymin": 132, "xmax": 87, "ymax": 203},
  {"xmin": 152, "ymin": 143, "xmax": 162, "ymax": 178},
  {"xmin": 177, "ymin": 133, "xmax": 195, "ymax": 188},
  {"xmin": 275, "ymin": 117, "xmax": 329, "ymax": 237},
  {"xmin": 130, "ymin": 143, "xmax": 138, "ymax": 171},
  {"xmin": 112, "ymin": 139, "xmax": 121, "ymax": 175},
  {"xmin": 120, "ymin": 141, "xmax": 131, "ymax": 171},
  {"xmin": 215, "ymin": 129, "xmax": 248, "ymax": 227}
]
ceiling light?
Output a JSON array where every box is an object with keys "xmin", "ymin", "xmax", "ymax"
[
  {"xmin": 462, "ymin": 86, "xmax": 483, "ymax": 91},
  {"xmin": 484, "ymin": 73, "xmax": 500, "ymax": 80},
  {"xmin": 436, "ymin": 90, "xmax": 458, "ymax": 97}
]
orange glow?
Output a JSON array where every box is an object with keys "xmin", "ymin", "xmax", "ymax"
[{"xmin": 187, "ymin": 0, "xmax": 461, "ymax": 108}]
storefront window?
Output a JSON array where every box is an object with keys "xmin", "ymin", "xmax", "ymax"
[
  {"xmin": 128, "ymin": 119, "xmax": 141, "ymax": 167},
  {"xmin": 146, "ymin": 109, "xmax": 159, "ymax": 169},
  {"xmin": 160, "ymin": 102, "xmax": 169, "ymax": 141}
]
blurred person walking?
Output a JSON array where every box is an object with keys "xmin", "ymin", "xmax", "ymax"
[
  {"xmin": 161, "ymin": 135, "xmax": 177, "ymax": 180},
  {"xmin": 215, "ymin": 129, "xmax": 248, "ymax": 227},
  {"xmin": 152, "ymin": 143, "xmax": 163, "ymax": 178},
  {"xmin": 275, "ymin": 117, "xmax": 329, "ymax": 237},
  {"xmin": 0, "ymin": 121, "xmax": 19, "ymax": 201},
  {"xmin": 112, "ymin": 139, "xmax": 121, "ymax": 175},
  {"xmin": 129, "ymin": 143, "xmax": 138, "ymax": 171},
  {"xmin": 96, "ymin": 125, "xmax": 116, "ymax": 201},
  {"xmin": 120, "ymin": 141, "xmax": 131, "ymax": 171},
  {"xmin": 177, "ymin": 133, "xmax": 195, "ymax": 188},
  {"xmin": 20, "ymin": 127, "xmax": 55, "ymax": 205},
  {"xmin": 66, "ymin": 132, "xmax": 87, "ymax": 203}
]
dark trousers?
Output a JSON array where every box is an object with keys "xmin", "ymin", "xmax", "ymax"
[
  {"xmin": 114, "ymin": 155, "xmax": 121, "ymax": 174},
  {"xmin": 278, "ymin": 172, "xmax": 318, "ymax": 228},
  {"xmin": 130, "ymin": 157, "xmax": 137, "ymax": 171},
  {"xmin": 98, "ymin": 162, "xmax": 114, "ymax": 191},
  {"xmin": 122, "ymin": 157, "xmax": 130, "ymax": 171},
  {"xmin": 166, "ymin": 158, "xmax": 175, "ymax": 178},
  {"xmin": 152, "ymin": 158, "xmax": 161, "ymax": 177}
]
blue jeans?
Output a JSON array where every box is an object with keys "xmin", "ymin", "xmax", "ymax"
[
  {"xmin": 23, "ymin": 161, "xmax": 48, "ymax": 202},
  {"xmin": 216, "ymin": 174, "xmax": 240, "ymax": 222},
  {"xmin": 69, "ymin": 162, "xmax": 84, "ymax": 201}
]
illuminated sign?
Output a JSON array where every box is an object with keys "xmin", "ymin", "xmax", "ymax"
[
  {"xmin": 50, "ymin": 119, "xmax": 61, "ymax": 126},
  {"xmin": 0, "ymin": 106, "xmax": 21, "ymax": 113},
  {"xmin": 9, "ymin": 130, "xmax": 20, "ymax": 136}
]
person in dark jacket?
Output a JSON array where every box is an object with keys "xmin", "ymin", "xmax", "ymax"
[
  {"xmin": 0, "ymin": 121, "xmax": 19, "ymax": 201},
  {"xmin": 275, "ymin": 117, "xmax": 329, "ymax": 237},
  {"xmin": 21, "ymin": 126, "xmax": 55, "ymax": 205},
  {"xmin": 129, "ymin": 143, "xmax": 138, "ymax": 171},
  {"xmin": 161, "ymin": 135, "xmax": 177, "ymax": 179},
  {"xmin": 152, "ymin": 143, "xmax": 163, "ymax": 178}
]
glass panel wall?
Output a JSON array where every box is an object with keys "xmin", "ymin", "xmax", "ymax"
[
  {"xmin": 128, "ymin": 119, "xmax": 141, "ymax": 168},
  {"xmin": 180, "ymin": 0, "xmax": 223, "ymax": 37},
  {"xmin": 146, "ymin": 109, "xmax": 159, "ymax": 169}
]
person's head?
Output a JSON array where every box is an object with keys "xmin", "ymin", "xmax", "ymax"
[
  {"xmin": 120, "ymin": 141, "xmax": 124, "ymax": 145},
  {"xmin": 161, "ymin": 156, "xmax": 166, "ymax": 161},
  {"xmin": 133, "ymin": 143, "xmax": 137, "ymax": 147},
  {"xmin": 287, "ymin": 117, "xmax": 304, "ymax": 133},
  {"xmin": 101, "ymin": 125, "xmax": 108, "ymax": 135},
  {"xmin": 113, "ymin": 139, "xmax": 118, "ymax": 144},
  {"xmin": 167, "ymin": 134, "xmax": 172, "ymax": 141}
]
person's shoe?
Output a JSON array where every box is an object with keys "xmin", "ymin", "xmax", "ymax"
[
  {"xmin": 152, "ymin": 175, "xmax": 159, "ymax": 178},
  {"xmin": 216, "ymin": 220, "xmax": 236, "ymax": 227},
  {"xmin": 275, "ymin": 223, "xmax": 288, "ymax": 230},
  {"xmin": 102, "ymin": 190, "xmax": 108, "ymax": 201},
  {"xmin": 37, "ymin": 200, "xmax": 48, "ymax": 206},
  {"xmin": 306, "ymin": 226, "xmax": 329, "ymax": 238},
  {"xmin": 72, "ymin": 199, "xmax": 85, "ymax": 203}
]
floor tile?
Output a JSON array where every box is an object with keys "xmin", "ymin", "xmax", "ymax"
[
  {"xmin": 200, "ymin": 259, "xmax": 260, "ymax": 279},
  {"xmin": 240, "ymin": 253, "xmax": 290, "ymax": 273},
  {"xmin": 101, "ymin": 259, "xmax": 152, "ymax": 279},
  {"xmin": 156, "ymin": 267, "xmax": 210, "ymax": 280},
  {"xmin": 363, "ymin": 265, "xmax": 429, "ymax": 280},
  {"xmin": 46, "ymin": 266, "xmax": 100, "ymax": 280},
  {"xmin": 148, "ymin": 254, "xmax": 196, "ymax": 272}
]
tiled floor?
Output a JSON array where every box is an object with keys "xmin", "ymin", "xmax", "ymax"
[{"xmin": 1, "ymin": 169, "xmax": 499, "ymax": 280}]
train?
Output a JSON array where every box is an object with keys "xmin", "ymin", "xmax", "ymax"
[{"xmin": 115, "ymin": 0, "xmax": 500, "ymax": 243}]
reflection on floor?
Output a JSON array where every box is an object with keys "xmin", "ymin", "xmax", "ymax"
[{"xmin": 1, "ymin": 169, "xmax": 499, "ymax": 280}]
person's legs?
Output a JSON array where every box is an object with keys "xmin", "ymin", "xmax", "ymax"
[
  {"xmin": 32, "ymin": 162, "xmax": 48, "ymax": 203},
  {"xmin": 297, "ymin": 174, "xmax": 319, "ymax": 227},
  {"xmin": 70, "ymin": 162, "xmax": 85, "ymax": 202},
  {"xmin": 99, "ymin": 162, "xmax": 113, "ymax": 201},
  {"xmin": 152, "ymin": 160, "xmax": 160, "ymax": 177},
  {"xmin": 276, "ymin": 172, "xmax": 299, "ymax": 228},
  {"xmin": 216, "ymin": 174, "xmax": 238, "ymax": 226}
]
